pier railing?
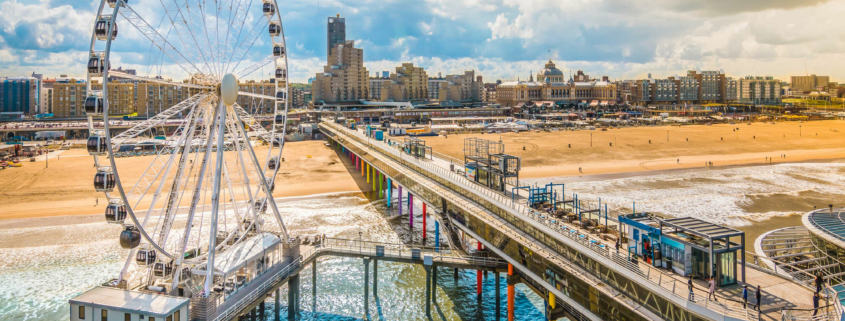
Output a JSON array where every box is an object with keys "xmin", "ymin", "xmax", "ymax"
[{"xmin": 322, "ymin": 121, "xmax": 754, "ymax": 320}]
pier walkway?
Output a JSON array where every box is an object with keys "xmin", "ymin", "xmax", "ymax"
[
  {"xmin": 209, "ymin": 237, "xmax": 506, "ymax": 321},
  {"xmin": 320, "ymin": 120, "xmax": 828, "ymax": 321}
]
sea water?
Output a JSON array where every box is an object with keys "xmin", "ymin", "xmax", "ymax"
[
  {"xmin": 530, "ymin": 162, "xmax": 845, "ymax": 227},
  {"xmin": 0, "ymin": 193, "xmax": 546, "ymax": 321}
]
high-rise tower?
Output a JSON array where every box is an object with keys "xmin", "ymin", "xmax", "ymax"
[{"xmin": 327, "ymin": 14, "xmax": 346, "ymax": 62}]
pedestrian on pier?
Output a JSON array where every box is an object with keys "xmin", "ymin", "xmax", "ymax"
[
  {"xmin": 709, "ymin": 278, "xmax": 717, "ymax": 302},
  {"xmin": 755, "ymin": 285, "xmax": 762, "ymax": 312},
  {"xmin": 815, "ymin": 272, "xmax": 824, "ymax": 293},
  {"xmin": 813, "ymin": 292, "xmax": 821, "ymax": 316},
  {"xmin": 741, "ymin": 285, "xmax": 747, "ymax": 308},
  {"xmin": 615, "ymin": 239, "xmax": 620, "ymax": 253},
  {"xmin": 688, "ymin": 276, "xmax": 694, "ymax": 301}
]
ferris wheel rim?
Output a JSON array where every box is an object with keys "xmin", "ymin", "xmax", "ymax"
[{"xmin": 85, "ymin": 0, "xmax": 291, "ymax": 266}]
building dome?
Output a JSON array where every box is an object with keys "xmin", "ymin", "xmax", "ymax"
[{"xmin": 537, "ymin": 60, "xmax": 564, "ymax": 83}]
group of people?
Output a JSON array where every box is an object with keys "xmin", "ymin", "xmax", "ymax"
[{"xmin": 686, "ymin": 275, "xmax": 762, "ymax": 312}]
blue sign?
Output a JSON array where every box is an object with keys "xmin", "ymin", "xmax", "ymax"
[{"xmin": 633, "ymin": 229, "xmax": 640, "ymax": 242}]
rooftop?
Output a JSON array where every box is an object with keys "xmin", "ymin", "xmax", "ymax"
[{"xmin": 69, "ymin": 287, "xmax": 189, "ymax": 318}]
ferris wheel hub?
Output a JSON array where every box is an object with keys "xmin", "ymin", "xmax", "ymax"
[{"xmin": 221, "ymin": 73, "xmax": 238, "ymax": 106}]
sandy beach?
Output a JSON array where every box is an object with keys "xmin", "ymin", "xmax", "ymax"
[
  {"xmin": 421, "ymin": 120, "xmax": 845, "ymax": 178},
  {"xmin": 0, "ymin": 140, "xmax": 370, "ymax": 220},
  {"xmin": 2, "ymin": 120, "xmax": 845, "ymax": 221}
]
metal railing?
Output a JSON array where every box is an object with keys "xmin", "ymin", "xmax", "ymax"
[{"xmin": 322, "ymin": 121, "xmax": 754, "ymax": 320}]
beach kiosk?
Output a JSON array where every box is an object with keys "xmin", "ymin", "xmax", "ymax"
[{"xmin": 620, "ymin": 214, "xmax": 745, "ymax": 285}]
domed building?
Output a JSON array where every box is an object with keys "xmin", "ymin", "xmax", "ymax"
[{"xmin": 536, "ymin": 60, "xmax": 564, "ymax": 83}]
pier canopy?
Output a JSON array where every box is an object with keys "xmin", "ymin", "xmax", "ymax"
[
  {"xmin": 193, "ymin": 232, "xmax": 281, "ymax": 277},
  {"xmin": 620, "ymin": 214, "xmax": 746, "ymax": 285}
]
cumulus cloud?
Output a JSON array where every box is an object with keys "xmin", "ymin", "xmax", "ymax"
[{"xmin": 487, "ymin": 14, "xmax": 533, "ymax": 40}]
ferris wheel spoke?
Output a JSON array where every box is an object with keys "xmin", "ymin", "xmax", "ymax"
[
  {"xmin": 110, "ymin": 71, "xmax": 212, "ymax": 90},
  {"xmin": 233, "ymin": 103, "xmax": 272, "ymax": 142},
  {"xmin": 232, "ymin": 110, "xmax": 288, "ymax": 239},
  {"xmin": 222, "ymin": 0, "xmax": 254, "ymax": 68},
  {"xmin": 234, "ymin": 55, "xmax": 274, "ymax": 80},
  {"xmin": 226, "ymin": 17, "xmax": 269, "ymax": 75},
  {"xmin": 112, "ymin": 93, "xmax": 208, "ymax": 146},
  {"xmin": 157, "ymin": 0, "xmax": 215, "ymax": 75},
  {"xmin": 116, "ymin": 2, "xmax": 210, "ymax": 82}
]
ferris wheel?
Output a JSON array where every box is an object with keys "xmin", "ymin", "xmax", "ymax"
[{"xmin": 84, "ymin": 0, "xmax": 292, "ymax": 295}]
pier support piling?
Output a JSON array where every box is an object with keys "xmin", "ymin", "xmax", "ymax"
[
  {"xmin": 409, "ymin": 194, "xmax": 414, "ymax": 228},
  {"xmin": 496, "ymin": 271, "xmax": 501, "ymax": 321},
  {"xmin": 363, "ymin": 258, "xmax": 371, "ymax": 318},
  {"xmin": 274, "ymin": 288, "xmax": 280, "ymax": 321},
  {"xmin": 477, "ymin": 242, "xmax": 483, "ymax": 296},
  {"xmin": 432, "ymin": 266, "xmax": 438, "ymax": 303},
  {"xmin": 387, "ymin": 178, "xmax": 392, "ymax": 207},
  {"xmin": 434, "ymin": 221, "xmax": 440, "ymax": 251},
  {"xmin": 425, "ymin": 265, "xmax": 432, "ymax": 318},
  {"xmin": 373, "ymin": 259, "xmax": 378, "ymax": 298},
  {"xmin": 259, "ymin": 301, "xmax": 265, "ymax": 320},
  {"xmin": 399, "ymin": 186, "xmax": 403, "ymax": 215},
  {"xmin": 507, "ymin": 264, "xmax": 515, "ymax": 321},
  {"xmin": 422, "ymin": 202, "xmax": 427, "ymax": 243},
  {"xmin": 312, "ymin": 261, "xmax": 317, "ymax": 311},
  {"xmin": 288, "ymin": 273, "xmax": 300, "ymax": 321}
]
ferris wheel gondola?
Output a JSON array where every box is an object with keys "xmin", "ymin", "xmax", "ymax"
[{"xmin": 84, "ymin": 0, "xmax": 293, "ymax": 297}]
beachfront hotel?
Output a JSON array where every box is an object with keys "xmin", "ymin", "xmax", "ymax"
[{"xmin": 495, "ymin": 60, "xmax": 617, "ymax": 108}]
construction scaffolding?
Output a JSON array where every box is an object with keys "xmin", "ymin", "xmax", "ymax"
[{"xmin": 463, "ymin": 137, "xmax": 520, "ymax": 192}]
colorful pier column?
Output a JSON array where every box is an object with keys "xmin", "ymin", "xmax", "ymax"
[
  {"xmin": 409, "ymin": 194, "xmax": 414, "ymax": 228},
  {"xmin": 422, "ymin": 203, "xmax": 427, "ymax": 241},
  {"xmin": 477, "ymin": 242, "xmax": 483, "ymax": 295},
  {"xmin": 434, "ymin": 221, "xmax": 440, "ymax": 251},
  {"xmin": 367, "ymin": 163, "xmax": 370, "ymax": 183},
  {"xmin": 398, "ymin": 186, "xmax": 403, "ymax": 215},
  {"xmin": 387, "ymin": 178, "xmax": 392, "ymax": 207},
  {"xmin": 379, "ymin": 173, "xmax": 383, "ymax": 198},
  {"xmin": 507, "ymin": 264, "xmax": 514, "ymax": 321}
]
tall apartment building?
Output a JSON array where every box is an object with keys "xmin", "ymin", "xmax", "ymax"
[
  {"xmin": 369, "ymin": 76, "xmax": 391, "ymax": 101},
  {"xmin": 791, "ymin": 74, "xmax": 829, "ymax": 92},
  {"xmin": 311, "ymin": 39, "xmax": 369, "ymax": 103},
  {"xmin": 723, "ymin": 77, "xmax": 738, "ymax": 102},
  {"xmin": 52, "ymin": 78, "xmax": 90, "ymax": 117},
  {"xmin": 483, "ymin": 83, "xmax": 498, "ymax": 104},
  {"xmin": 391, "ymin": 63, "xmax": 428, "ymax": 101},
  {"xmin": 0, "ymin": 77, "xmax": 39, "ymax": 114},
  {"xmin": 651, "ymin": 78, "xmax": 677, "ymax": 103},
  {"xmin": 687, "ymin": 70, "xmax": 722, "ymax": 103},
  {"xmin": 739, "ymin": 76, "xmax": 781, "ymax": 105},
  {"xmin": 327, "ymin": 15, "xmax": 346, "ymax": 62},
  {"xmin": 427, "ymin": 73, "xmax": 447, "ymax": 101},
  {"xmin": 428, "ymin": 71, "xmax": 482, "ymax": 103},
  {"xmin": 675, "ymin": 75, "xmax": 699, "ymax": 103}
]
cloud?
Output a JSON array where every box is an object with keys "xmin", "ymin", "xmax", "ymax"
[{"xmin": 487, "ymin": 14, "xmax": 533, "ymax": 40}]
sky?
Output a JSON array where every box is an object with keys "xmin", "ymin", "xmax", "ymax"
[{"xmin": 0, "ymin": 0, "xmax": 843, "ymax": 84}]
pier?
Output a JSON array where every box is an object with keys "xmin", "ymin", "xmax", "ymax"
[{"xmin": 318, "ymin": 119, "xmax": 825, "ymax": 321}]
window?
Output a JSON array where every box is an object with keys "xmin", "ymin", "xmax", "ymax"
[
  {"xmin": 125, "ymin": 313, "xmax": 131, "ymax": 321},
  {"xmin": 174, "ymin": 310, "xmax": 180, "ymax": 321},
  {"xmin": 166, "ymin": 316, "xmax": 172, "ymax": 321},
  {"xmin": 101, "ymin": 309, "xmax": 108, "ymax": 321},
  {"xmin": 78, "ymin": 306, "xmax": 85, "ymax": 319}
]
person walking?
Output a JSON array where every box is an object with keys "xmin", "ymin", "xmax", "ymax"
[
  {"xmin": 708, "ymin": 278, "xmax": 717, "ymax": 302},
  {"xmin": 813, "ymin": 292, "xmax": 821, "ymax": 316},
  {"xmin": 741, "ymin": 285, "xmax": 748, "ymax": 308},
  {"xmin": 688, "ymin": 276, "xmax": 695, "ymax": 301},
  {"xmin": 755, "ymin": 285, "xmax": 762, "ymax": 312},
  {"xmin": 615, "ymin": 238, "xmax": 620, "ymax": 253},
  {"xmin": 816, "ymin": 272, "xmax": 824, "ymax": 293}
]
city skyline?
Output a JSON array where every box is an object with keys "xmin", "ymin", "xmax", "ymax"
[{"xmin": 0, "ymin": 0, "xmax": 843, "ymax": 83}]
